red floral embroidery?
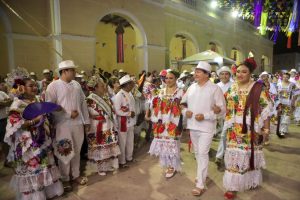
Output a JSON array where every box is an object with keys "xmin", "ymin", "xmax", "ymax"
[
  {"xmin": 27, "ymin": 157, "xmax": 40, "ymax": 168},
  {"xmin": 171, "ymin": 103, "xmax": 180, "ymax": 117},
  {"xmin": 167, "ymin": 122, "xmax": 177, "ymax": 136},
  {"xmin": 230, "ymin": 132, "xmax": 236, "ymax": 140},
  {"xmin": 157, "ymin": 123, "xmax": 165, "ymax": 134},
  {"xmin": 9, "ymin": 112, "xmax": 21, "ymax": 126},
  {"xmin": 160, "ymin": 100, "xmax": 167, "ymax": 113}
]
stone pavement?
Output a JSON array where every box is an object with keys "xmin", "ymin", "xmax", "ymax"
[{"xmin": 1, "ymin": 125, "xmax": 300, "ymax": 200}]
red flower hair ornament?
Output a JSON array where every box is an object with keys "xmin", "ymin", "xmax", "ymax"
[{"xmin": 244, "ymin": 58, "xmax": 257, "ymax": 71}]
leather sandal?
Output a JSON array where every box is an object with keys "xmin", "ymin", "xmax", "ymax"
[
  {"xmin": 165, "ymin": 168, "xmax": 176, "ymax": 178},
  {"xmin": 73, "ymin": 176, "xmax": 88, "ymax": 185},
  {"xmin": 191, "ymin": 187, "xmax": 205, "ymax": 196}
]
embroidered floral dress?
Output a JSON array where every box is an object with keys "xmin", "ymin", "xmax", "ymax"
[
  {"xmin": 223, "ymin": 82, "xmax": 272, "ymax": 191},
  {"xmin": 86, "ymin": 93, "xmax": 121, "ymax": 172},
  {"xmin": 277, "ymin": 82, "xmax": 296, "ymax": 133},
  {"xmin": 149, "ymin": 88, "xmax": 184, "ymax": 171},
  {"xmin": 4, "ymin": 97, "xmax": 63, "ymax": 200}
]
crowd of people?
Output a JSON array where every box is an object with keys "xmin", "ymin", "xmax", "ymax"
[{"xmin": 0, "ymin": 58, "xmax": 300, "ymax": 200}]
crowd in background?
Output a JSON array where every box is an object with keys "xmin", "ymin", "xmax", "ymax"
[{"xmin": 0, "ymin": 59, "xmax": 300, "ymax": 200}]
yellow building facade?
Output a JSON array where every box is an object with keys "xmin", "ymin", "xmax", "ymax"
[{"xmin": 0, "ymin": 0, "xmax": 273, "ymax": 77}]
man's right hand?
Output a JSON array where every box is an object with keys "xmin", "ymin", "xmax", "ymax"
[
  {"xmin": 186, "ymin": 110, "xmax": 193, "ymax": 118},
  {"xmin": 71, "ymin": 110, "xmax": 79, "ymax": 119}
]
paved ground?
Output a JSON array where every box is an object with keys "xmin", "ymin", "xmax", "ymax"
[{"xmin": 1, "ymin": 125, "xmax": 300, "ymax": 200}]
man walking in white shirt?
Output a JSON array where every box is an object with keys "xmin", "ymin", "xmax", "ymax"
[
  {"xmin": 113, "ymin": 75, "xmax": 136, "ymax": 168},
  {"xmin": 46, "ymin": 60, "xmax": 90, "ymax": 190},
  {"xmin": 0, "ymin": 82, "xmax": 12, "ymax": 167},
  {"xmin": 181, "ymin": 61, "xmax": 226, "ymax": 196},
  {"xmin": 215, "ymin": 66, "xmax": 233, "ymax": 168}
]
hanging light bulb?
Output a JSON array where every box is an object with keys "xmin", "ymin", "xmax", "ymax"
[
  {"xmin": 210, "ymin": 0, "xmax": 218, "ymax": 9},
  {"xmin": 231, "ymin": 10, "xmax": 238, "ymax": 18}
]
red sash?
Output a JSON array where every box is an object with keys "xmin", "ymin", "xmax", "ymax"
[
  {"xmin": 120, "ymin": 116, "xmax": 127, "ymax": 132},
  {"xmin": 95, "ymin": 116, "xmax": 105, "ymax": 144}
]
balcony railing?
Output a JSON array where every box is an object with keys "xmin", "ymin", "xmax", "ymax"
[{"xmin": 181, "ymin": 0, "xmax": 197, "ymax": 8}]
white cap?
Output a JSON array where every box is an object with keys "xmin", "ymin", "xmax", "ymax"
[
  {"xmin": 80, "ymin": 70, "xmax": 86, "ymax": 74},
  {"xmin": 58, "ymin": 60, "xmax": 77, "ymax": 71},
  {"xmin": 119, "ymin": 69, "xmax": 124, "ymax": 73},
  {"xmin": 195, "ymin": 61, "xmax": 211, "ymax": 73},
  {"xmin": 30, "ymin": 72, "xmax": 36, "ymax": 76},
  {"xmin": 217, "ymin": 66, "xmax": 231, "ymax": 76},
  {"xmin": 119, "ymin": 75, "xmax": 133, "ymax": 85},
  {"xmin": 43, "ymin": 69, "xmax": 50, "ymax": 74}
]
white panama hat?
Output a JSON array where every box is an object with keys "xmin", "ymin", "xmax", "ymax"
[
  {"xmin": 195, "ymin": 61, "xmax": 211, "ymax": 73},
  {"xmin": 217, "ymin": 66, "xmax": 232, "ymax": 76},
  {"xmin": 42, "ymin": 69, "xmax": 50, "ymax": 74},
  {"xmin": 119, "ymin": 74, "xmax": 133, "ymax": 85},
  {"xmin": 58, "ymin": 60, "xmax": 77, "ymax": 71},
  {"xmin": 259, "ymin": 71, "xmax": 269, "ymax": 79}
]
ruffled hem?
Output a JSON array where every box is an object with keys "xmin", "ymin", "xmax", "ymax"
[
  {"xmin": 88, "ymin": 143, "xmax": 121, "ymax": 161},
  {"xmin": 224, "ymin": 148, "xmax": 266, "ymax": 172},
  {"xmin": 223, "ymin": 169, "xmax": 262, "ymax": 192},
  {"xmin": 15, "ymin": 181, "xmax": 63, "ymax": 200},
  {"xmin": 11, "ymin": 166, "xmax": 61, "ymax": 193},
  {"xmin": 87, "ymin": 158, "xmax": 119, "ymax": 173},
  {"xmin": 149, "ymin": 138, "xmax": 181, "ymax": 171},
  {"xmin": 44, "ymin": 180, "xmax": 64, "ymax": 199}
]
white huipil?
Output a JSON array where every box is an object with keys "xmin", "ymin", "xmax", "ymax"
[
  {"xmin": 277, "ymin": 81, "xmax": 296, "ymax": 134},
  {"xmin": 181, "ymin": 81, "xmax": 226, "ymax": 189},
  {"xmin": 46, "ymin": 79, "xmax": 90, "ymax": 181},
  {"xmin": 113, "ymin": 89, "xmax": 136, "ymax": 165}
]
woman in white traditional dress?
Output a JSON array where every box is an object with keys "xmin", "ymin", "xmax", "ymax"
[
  {"xmin": 86, "ymin": 76, "xmax": 120, "ymax": 176},
  {"xmin": 222, "ymin": 59, "xmax": 272, "ymax": 200},
  {"xmin": 276, "ymin": 72, "xmax": 296, "ymax": 137},
  {"xmin": 5, "ymin": 72, "xmax": 63, "ymax": 200},
  {"xmin": 148, "ymin": 70, "xmax": 184, "ymax": 178}
]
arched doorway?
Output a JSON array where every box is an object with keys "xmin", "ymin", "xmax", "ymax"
[
  {"xmin": 95, "ymin": 12, "xmax": 147, "ymax": 76},
  {"xmin": 230, "ymin": 47, "xmax": 244, "ymax": 64},
  {"xmin": 169, "ymin": 33, "xmax": 198, "ymax": 70}
]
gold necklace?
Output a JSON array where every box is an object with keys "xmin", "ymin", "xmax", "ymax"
[
  {"xmin": 166, "ymin": 87, "xmax": 176, "ymax": 95},
  {"xmin": 238, "ymin": 81, "xmax": 253, "ymax": 91}
]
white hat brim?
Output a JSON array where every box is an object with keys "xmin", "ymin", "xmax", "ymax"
[
  {"xmin": 120, "ymin": 79, "xmax": 133, "ymax": 86},
  {"xmin": 217, "ymin": 70, "xmax": 231, "ymax": 76},
  {"xmin": 56, "ymin": 65, "xmax": 77, "ymax": 72}
]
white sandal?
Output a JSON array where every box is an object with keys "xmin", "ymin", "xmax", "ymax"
[{"xmin": 165, "ymin": 168, "xmax": 176, "ymax": 178}]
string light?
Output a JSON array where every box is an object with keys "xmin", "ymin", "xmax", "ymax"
[
  {"xmin": 210, "ymin": 0, "xmax": 218, "ymax": 9},
  {"xmin": 231, "ymin": 10, "xmax": 238, "ymax": 18}
]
